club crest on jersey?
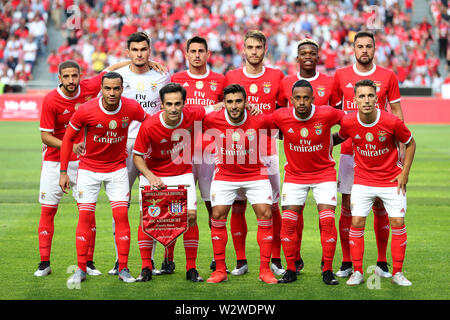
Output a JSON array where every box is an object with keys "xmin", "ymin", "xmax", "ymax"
[
  {"xmin": 148, "ymin": 206, "xmax": 161, "ymax": 217},
  {"xmin": 365, "ymin": 132, "xmax": 374, "ymax": 142},
  {"xmin": 84, "ymin": 95, "xmax": 93, "ymax": 101},
  {"xmin": 210, "ymin": 80, "xmax": 218, "ymax": 91},
  {"xmin": 262, "ymin": 82, "xmax": 271, "ymax": 94},
  {"xmin": 314, "ymin": 124, "xmax": 323, "ymax": 135},
  {"xmin": 40, "ymin": 192, "xmax": 46, "ymax": 200},
  {"xmin": 121, "ymin": 117, "xmax": 130, "ymax": 128},
  {"xmin": 246, "ymin": 128, "xmax": 256, "ymax": 141},
  {"xmin": 150, "ymin": 82, "xmax": 158, "ymax": 92},
  {"xmin": 317, "ymin": 85, "xmax": 326, "ymax": 97},
  {"xmin": 74, "ymin": 103, "xmax": 81, "ymax": 110},
  {"xmin": 231, "ymin": 131, "xmax": 241, "ymax": 142},
  {"xmin": 374, "ymin": 81, "xmax": 382, "ymax": 93},
  {"xmin": 78, "ymin": 191, "xmax": 83, "ymax": 199},
  {"xmin": 300, "ymin": 128, "xmax": 309, "ymax": 138},
  {"xmin": 168, "ymin": 200, "xmax": 184, "ymax": 216},
  {"xmin": 196, "ymin": 81, "xmax": 204, "ymax": 89},
  {"xmin": 137, "ymin": 82, "xmax": 145, "ymax": 92},
  {"xmin": 249, "ymin": 84, "xmax": 258, "ymax": 94},
  {"xmin": 377, "ymin": 131, "xmax": 387, "ymax": 142},
  {"xmin": 109, "ymin": 120, "xmax": 117, "ymax": 130}
]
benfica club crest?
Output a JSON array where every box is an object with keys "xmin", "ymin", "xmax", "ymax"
[
  {"xmin": 169, "ymin": 200, "xmax": 184, "ymax": 216},
  {"xmin": 314, "ymin": 123, "xmax": 323, "ymax": 135},
  {"xmin": 378, "ymin": 131, "xmax": 387, "ymax": 142},
  {"xmin": 262, "ymin": 82, "xmax": 272, "ymax": 94},
  {"xmin": 374, "ymin": 80, "xmax": 382, "ymax": 93},
  {"xmin": 121, "ymin": 117, "xmax": 130, "ymax": 128},
  {"xmin": 210, "ymin": 80, "xmax": 218, "ymax": 91},
  {"xmin": 317, "ymin": 85, "xmax": 326, "ymax": 97}
]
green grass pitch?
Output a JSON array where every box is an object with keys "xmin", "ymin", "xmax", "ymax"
[{"xmin": 0, "ymin": 122, "xmax": 449, "ymax": 300}]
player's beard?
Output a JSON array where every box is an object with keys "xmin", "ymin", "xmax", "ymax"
[
  {"xmin": 356, "ymin": 55, "xmax": 373, "ymax": 66},
  {"xmin": 226, "ymin": 107, "xmax": 245, "ymax": 122},
  {"xmin": 62, "ymin": 82, "xmax": 78, "ymax": 94}
]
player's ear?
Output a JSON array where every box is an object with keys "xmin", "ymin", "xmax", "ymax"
[{"xmin": 311, "ymin": 95, "xmax": 315, "ymax": 104}]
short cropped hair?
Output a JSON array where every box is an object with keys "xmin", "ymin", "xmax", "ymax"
[
  {"xmin": 159, "ymin": 82, "xmax": 187, "ymax": 103},
  {"xmin": 353, "ymin": 31, "xmax": 375, "ymax": 46},
  {"xmin": 292, "ymin": 79, "xmax": 313, "ymax": 95},
  {"xmin": 186, "ymin": 36, "xmax": 208, "ymax": 52},
  {"xmin": 354, "ymin": 79, "xmax": 377, "ymax": 94},
  {"xmin": 58, "ymin": 60, "xmax": 81, "ymax": 75},
  {"xmin": 101, "ymin": 71, "xmax": 123, "ymax": 86},
  {"xmin": 127, "ymin": 31, "xmax": 150, "ymax": 49},
  {"xmin": 223, "ymin": 84, "xmax": 247, "ymax": 101},
  {"xmin": 297, "ymin": 38, "xmax": 319, "ymax": 52},
  {"xmin": 244, "ymin": 30, "xmax": 266, "ymax": 47}
]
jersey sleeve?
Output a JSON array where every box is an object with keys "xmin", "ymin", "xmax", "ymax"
[
  {"xmin": 277, "ymin": 77, "xmax": 289, "ymax": 107},
  {"xmin": 387, "ymin": 72, "xmax": 401, "ymax": 104},
  {"xmin": 330, "ymin": 107, "xmax": 346, "ymax": 125},
  {"xmin": 39, "ymin": 95, "xmax": 56, "ymax": 132},
  {"xmin": 329, "ymin": 73, "xmax": 343, "ymax": 107},
  {"xmin": 81, "ymin": 71, "xmax": 106, "ymax": 93},
  {"xmin": 68, "ymin": 106, "xmax": 86, "ymax": 131},
  {"xmin": 393, "ymin": 117, "xmax": 412, "ymax": 144},
  {"xmin": 337, "ymin": 119, "xmax": 349, "ymax": 140},
  {"xmin": 132, "ymin": 100, "xmax": 147, "ymax": 122},
  {"xmin": 133, "ymin": 121, "xmax": 151, "ymax": 155}
]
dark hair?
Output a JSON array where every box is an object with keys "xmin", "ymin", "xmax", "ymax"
[
  {"xmin": 223, "ymin": 83, "xmax": 247, "ymax": 101},
  {"xmin": 297, "ymin": 38, "xmax": 319, "ymax": 52},
  {"xmin": 127, "ymin": 32, "xmax": 150, "ymax": 49},
  {"xmin": 353, "ymin": 31, "xmax": 375, "ymax": 46},
  {"xmin": 58, "ymin": 60, "xmax": 81, "ymax": 75},
  {"xmin": 186, "ymin": 36, "xmax": 208, "ymax": 52},
  {"xmin": 159, "ymin": 82, "xmax": 187, "ymax": 103},
  {"xmin": 101, "ymin": 71, "xmax": 123, "ymax": 86},
  {"xmin": 354, "ymin": 79, "xmax": 377, "ymax": 94},
  {"xmin": 292, "ymin": 79, "xmax": 313, "ymax": 95}
]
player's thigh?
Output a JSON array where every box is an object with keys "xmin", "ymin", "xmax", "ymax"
[
  {"xmin": 261, "ymin": 154, "xmax": 281, "ymax": 202},
  {"xmin": 126, "ymin": 138, "xmax": 139, "ymax": 189},
  {"xmin": 337, "ymin": 154, "xmax": 355, "ymax": 194},
  {"xmin": 311, "ymin": 181, "xmax": 338, "ymax": 207},
  {"xmin": 193, "ymin": 160, "xmax": 215, "ymax": 201},
  {"xmin": 160, "ymin": 173, "xmax": 197, "ymax": 211},
  {"xmin": 375, "ymin": 187, "xmax": 407, "ymax": 218},
  {"xmin": 104, "ymin": 167, "xmax": 130, "ymax": 202},
  {"xmin": 76, "ymin": 169, "xmax": 103, "ymax": 203},
  {"xmin": 350, "ymin": 184, "xmax": 376, "ymax": 217},
  {"xmin": 281, "ymin": 182, "xmax": 310, "ymax": 207},
  {"xmin": 210, "ymin": 180, "xmax": 240, "ymax": 207},
  {"xmin": 39, "ymin": 161, "xmax": 79, "ymax": 204},
  {"xmin": 244, "ymin": 179, "xmax": 273, "ymax": 205}
]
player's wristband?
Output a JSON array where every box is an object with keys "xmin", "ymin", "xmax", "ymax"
[{"xmin": 60, "ymin": 170, "xmax": 67, "ymax": 173}]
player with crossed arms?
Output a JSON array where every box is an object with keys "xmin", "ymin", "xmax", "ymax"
[{"xmin": 60, "ymin": 72, "xmax": 147, "ymax": 284}]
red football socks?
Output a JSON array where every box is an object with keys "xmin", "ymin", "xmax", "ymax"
[
  {"xmin": 339, "ymin": 206, "xmax": 352, "ymax": 263},
  {"xmin": 75, "ymin": 203, "xmax": 96, "ymax": 272},
  {"xmin": 230, "ymin": 202, "xmax": 247, "ymax": 261},
  {"xmin": 257, "ymin": 218, "xmax": 273, "ymax": 273},
  {"xmin": 38, "ymin": 204, "xmax": 58, "ymax": 262},
  {"xmin": 373, "ymin": 206, "xmax": 390, "ymax": 263},
  {"xmin": 111, "ymin": 201, "xmax": 131, "ymax": 271},
  {"xmin": 210, "ymin": 218, "xmax": 228, "ymax": 272},
  {"xmin": 137, "ymin": 225, "xmax": 153, "ymax": 270},
  {"xmin": 319, "ymin": 209, "xmax": 337, "ymax": 272},
  {"xmin": 295, "ymin": 206, "xmax": 304, "ymax": 262},
  {"xmin": 271, "ymin": 203, "xmax": 282, "ymax": 260},
  {"xmin": 391, "ymin": 225, "xmax": 407, "ymax": 276},
  {"xmin": 280, "ymin": 210, "xmax": 299, "ymax": 271},
  {"xmin": 349, "ymin": 226, "xmax": 365, "ymax": 274},
  {"xmin": 184, "ymin": 224, "xmax": 199, "ymax": 270}
]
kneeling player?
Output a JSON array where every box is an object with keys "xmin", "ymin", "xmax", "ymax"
[
  {"xmin": 204, "ymin": 84, "xmax": 278, "ymax": 284},
  {"xmin": 337, "ymin": 80, "xmax": 416, "ymax": 286},
  {"xmin": 272, "ymin": 80, "xmax": 344, "ymax": 285}
]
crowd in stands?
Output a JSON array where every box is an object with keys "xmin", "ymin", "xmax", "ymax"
[{"xmin": 0, "ymin": 0, "xmax": 449, "ymax": 94}]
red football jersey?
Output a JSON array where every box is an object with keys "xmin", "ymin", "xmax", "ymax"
[
  {"xmin": 330, "ymin": 64, "xmax": 401, "ymax": 155},
  {"xmin": 203, "ymin": 109, "xmax": 273, "ymax": 182},
  {"xmin": 39, "ymin": 72, "xmax": 105, "ymax": 162},
  {"xmin": 69, "ymin": 96, "xmax": 146, "ymax": 172},
  {"xmin": 133, "ymin": 107, "xmax": 206, "ymax": 177},
  {"xmin": 338, "ymin": 109, "xmax": 413, "ymax": 187},
  {"xmin": 272, "ymin": 106, "xmax": 345, "ymax": 184},
  {"xmin": 278, "ymin": 72, "xmax": 334, "ymax": 107},
  {"xmin": 224, "ymin": 66, "xmax": 285, "ymax": 156}
]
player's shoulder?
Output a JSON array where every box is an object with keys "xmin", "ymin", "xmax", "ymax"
[
  {"xmin": 317, "ymin": 72, "xmax": 334, "ymax": 82},
  {"xmin": 333, "ymin": 65, "xmax": 353, "ymax": 78},
  {"xmin": 43, "ymin": 87, "xmax": 60, "ymax": 102},
  {"xmin": 113, "ymin": 65, "xmax": 131, "ymax": 75},
  {"xmin": 171, "ymin": 70, "xmax": 188, "ymax": 81},
  {"xmin": 224, "ymin": 68, "xmax": 242, "ymax": 78},
  {"xmin": 265, "ymin": 66, "xmax": 284, "ymax": 75},
  {"xmin": 379, "ymin": 109, "xmax": 401, "ymax": 124},
  {"xmin": 374, "ymin": 64, "xmax": 395, "ymax": 75},
  {"xmin": 121, "ymin": 96, "xmax": 141, "ymax": 107},
  {"xmin": 208, "ymin": 70, "xmax": 225, "ymax": 82}
]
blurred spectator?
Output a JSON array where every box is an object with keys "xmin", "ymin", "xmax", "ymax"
[{"xmin": 47, "ymin": 49, "xmax": 60, "ymax": 82}]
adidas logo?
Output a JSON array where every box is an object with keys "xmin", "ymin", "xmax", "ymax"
[
  {"xmin": 62, "ymin": 109, "xmax": 70, "ymax": 115},
  {"xmin": 400, "ymin": 208, "xmax": 405, "ymax": 213},
  {"xmin": 119, "ymin": 236, "xmax": 129, "ymax": 241},
  {"xmin": 76, "ymin": 236, "xmax": 86, "ymax": 242},
  {"xmin": 183, "ymin": 82, "xmax": 189, "ymax": 87},
  {"xmin": 331, "ymin": 196, "xmax": 336, "ymax": 201},
  {"xmin": 349, "ymin": 240, "xmax": 355, "ymax": 246},
  {"xmin": 233, "ymin": 232, "xmax": 242, "ymax": 236},
  {"xmin": 39, "ymin": 230, "xmax": 49, "ymax": 236},
  {"xmin": 354, "ymin": 134, "xmax": 361, "ymax": 139},
  {"xmin": 281, "ymin": 237, "xmax": 291, "ymax": 242},
  {"xmin": 263, "ymin": 236, "xmax": 273, "ymax": 241},
  {"xmin": 326, "ymin": 238, "xmax": 336, "ymax": 243},
  {"xmin": 382, "ymin": 225, "xmax": 390, "ymax": 230},
  {"xmin": 211, "ymin": 236, "xmax": 221, "ymax": 240},
  {"xmin": 96, "ymin": 123, "xmax": 103, "ymax": 128},
  {"xmin": 160, "ymin": 138, "xmax": 167, "ymax": 143},
  {"xmin": 288, "ymin": 128, "xmax": 294, "ymax": 133},
  {"xmin": 400, "ymin": 240, "xmax": 408, "ymax": 247},
  {"xmin": 346, "ymin": 82, "xmax": 353, "ymax": 88}
]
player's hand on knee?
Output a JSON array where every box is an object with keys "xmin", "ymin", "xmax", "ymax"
[{"xmin": 59, "ymin": 172, "xmax": 70, "ymax": 194}]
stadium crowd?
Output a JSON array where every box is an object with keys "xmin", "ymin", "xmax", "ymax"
[{"xmin": 0, "ymin": 0, "xmax": 449, "ymax": 93}]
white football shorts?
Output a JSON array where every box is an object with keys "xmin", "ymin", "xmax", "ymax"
[
  {"xmin": 126, "ymin": 138, "xmax": 140, "ymax": 190},
  {"xmin": 351, "ymin": 184, "xmax": 407, "ymax": 218},
  {"xmin": 76, "ymin": 167, "xmax": 130, "ymax": 203},
  {"xmin": 139, "ymin": 173, "xmax": 197, "ymax": 211},
  {"xmin": 39, "ymin": 160, "xmax": 79, "ymax": 204},
  {"xmin": 337, "ymin": 153, "xmax": 355, "ymax": 194},
  {"xmin": 192, "ymin": 152, "xmax": 215, "ymax": 201},
  {"xmin": 210, "ymin": 179, "xmax": 273, "ymax": 206},
  {"xmin": 281, "ymin": 181, "xmax": 338, "ymax": 207}
]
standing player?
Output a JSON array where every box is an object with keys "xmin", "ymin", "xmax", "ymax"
[
  {"xmin": 330, "ymin": 31, "xmax": 405, "ymax": 278},
  {"xmin": 132, "ymin": 83, "xmax": 213, "ymax": 282},
  {"xmin": 224, "ymin": 30, "xmax": 285, "ymax": 276},
  {"xmin": 272, "ymin": 80, "xmax": 344, "ymax": 285},
  {"xmin": 277, "ymin": 38, "xmax": 335, "ymax": 273},
  {"xmin": 204, "ymin": 84, "xmax": 277, "ymax": 284},
  {"xmin": 108, "ymin": 32, "xmax": 170, "ymax": 276},
  {"xmin": 35, "ymin": 59, "xmax": 136, "ymax": 277},
  {"xmin": 60, "ymin": 72, "xmax": 147, "ymax": 284},
  {"xmin": 170, "ymin": 36, "xmax": 225, "ymax": 272},
  {"xmin": 337, "ymin": 80, "xmax": 415, "ymax": 286}
]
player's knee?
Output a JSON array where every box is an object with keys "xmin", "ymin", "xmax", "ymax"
[
  {"xmin": 351, "ymin": 216, "xmax": 366, "ymax": 228},
  {"xmin": 389, "ymin": 217, "xmax": 404, "ymax": 228}
]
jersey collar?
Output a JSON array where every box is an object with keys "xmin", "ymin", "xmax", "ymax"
[
  {"xmin": 98, "ymin": 97, "xmax": 122, "ymax": 115},
  {"xmin": 243, "ymin": 66, "xmax": 266, "ymax": 78},
  {"xmin": 57, "ymin": 85, "xmax": 81, "ymax": 100},
  {"xmin": 225, "ymin": 109, "xmax": 247, "ymax": 126},
  {"xmin": 296, "ymin": 72, "xmax": 319, "ymax": 82},
  {"xmin": 352, "ymin": 63, "xmax": 377, "ymax": 76},
  {"xmin": 187, "ymin": 67, "xmax": 210, "ymax": 79},
  {"xmin": 293, "ymin": 104, "xmax": 316, "ymax": 122},
  {"xmin": 159, "ymin": 111, "xmax": 184, "ymax": 129},
  {"xmin": 357, "ymin": 109, "xmax": 381, "ymax": 127}
]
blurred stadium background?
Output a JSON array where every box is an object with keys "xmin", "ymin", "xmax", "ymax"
[{"xmin": 0, "ymin": 0, "xmax": 449, "ymax": 120}]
